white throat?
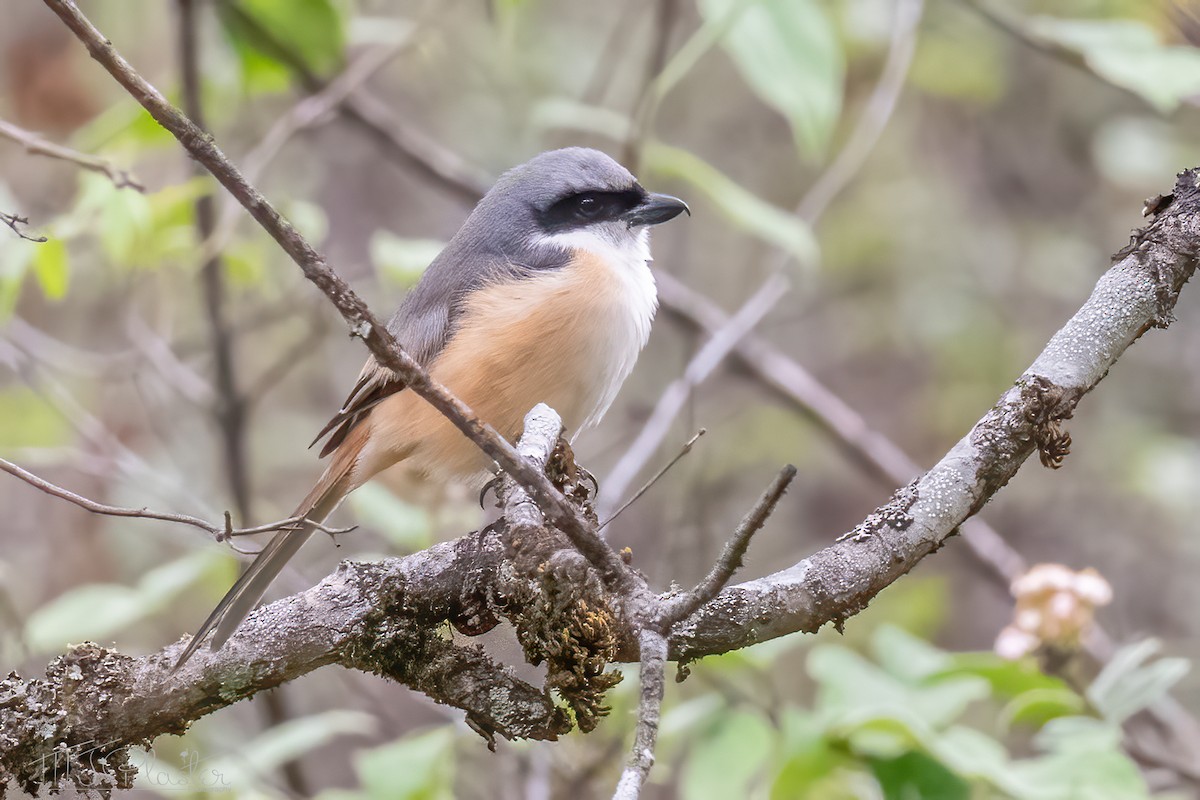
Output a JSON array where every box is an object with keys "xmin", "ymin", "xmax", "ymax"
[{"xmin": 536, "ymin": 224, "xmax": 659, "ymax": 432}]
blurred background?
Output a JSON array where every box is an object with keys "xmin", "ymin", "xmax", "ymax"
[{"xmin": 3, "ymin": 0, "xmax": 1200, "ymax": 797}]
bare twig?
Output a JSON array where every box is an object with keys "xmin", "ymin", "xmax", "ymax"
[
  {"xmin": 601, "ymin": 0, "xmax": 925, "ymax": 518},
  {"xmin": 178, "ymin": 0, "xmax": 252, "ymax": 525},
  {"xmin": 796, "ymin": 0, "xmax": 923, "ymax": 223},
  {"xmin": 612, "ymin": 630, "xmax": 668, "ymax": 800},
  {"xmin": 202, "ymin": 39, "xmax": 414, "ymax": 261},
  {"xmin": 42, "ymin": 0, "xmax": 638, "ymax": 597},
  {"xmin": 599, "ymin": 428, "xmax": 705, "ymax": 530},
  {"xmin": 0, "ymin": 118, "xmax": 143, "ymax": 191},
  {"xmin": 661, "ymin": 464, "xmax": 796, "ymax": 625},
  {"xmin": 0, "ymin": 211, "xmax": 47, "ymax": 242},
  {"xmin": 601, "ymin": 272, "xmax": 789, "ymax": 513},
  {"xmin": 217, "ymin": 0, "xmax": 491, "ymax": 203},
  {"xmin": 621, "ymin": 0, "xmax": 681, "ymax": 172},
  {"xmin": 654, "ymin": 270, "xmax": 1028, "ymax": 582},
  {"xmin": 0, "ymin": 455, "xmax": 351, "ymax": 541}
]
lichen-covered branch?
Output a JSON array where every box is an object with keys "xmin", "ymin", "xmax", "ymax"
[{"xmin": 669, "ymin": 170, "xmax": 1200, "ymax": 662}]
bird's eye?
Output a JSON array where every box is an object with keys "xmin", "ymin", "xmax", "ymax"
[{"xmin": 575, "ymin": 195, "xmax": 601, "ymax": 218}]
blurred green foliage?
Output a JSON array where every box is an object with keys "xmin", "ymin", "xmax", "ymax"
[{"xmin": 3, "ymin": 0, "xmax": 1200, "ymax": 797}]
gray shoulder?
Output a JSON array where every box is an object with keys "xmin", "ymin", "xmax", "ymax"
[{"xmin": 385, "ymin": 236, "xmax": 569, "ymax": 367}]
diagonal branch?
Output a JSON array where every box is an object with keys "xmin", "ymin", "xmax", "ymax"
[
  {"xmin": 40, "ymin": 0, "xmax": 639, "ymax": 599},
  {"xmin": 3, "ymin": 171, "xmax": 1198, "ymax": 798},
  {"xmin": 661, "ymin": 464, "xmax": 796, "ymax": 625},
  {"xmin": 669, "ymin": 170, "xmax": 1200, "ymax": 661}
]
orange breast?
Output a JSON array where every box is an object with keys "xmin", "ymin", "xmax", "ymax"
[{"xmin": 356, "ymin": 251, "xmax": 646, "ymax": 485}]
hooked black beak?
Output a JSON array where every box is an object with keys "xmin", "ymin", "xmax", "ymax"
[{"xmin": 625, "ymin": 193, "xmax": 690, "ymax": 227}]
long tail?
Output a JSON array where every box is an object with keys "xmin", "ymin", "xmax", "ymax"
[{"xmin": 173, "ymin": 462, "xmax": 355, "ymax": 670}]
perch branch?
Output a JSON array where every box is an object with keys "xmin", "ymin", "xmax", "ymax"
[
  {"xmin": 4, "ymin": 172, "xmax": 1199, "ymax": 795},
  {"xmin": 41, "ymin": 0, "xmax": 639, "ymax": 598},
  {"xmin": 668, "ymin": 170, "xmax": 1200, "ymax": 661}
]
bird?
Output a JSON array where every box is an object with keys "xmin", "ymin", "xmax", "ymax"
[{"xmin": 174, "ymin": 147, "xmax": 689, "ymax": 669}]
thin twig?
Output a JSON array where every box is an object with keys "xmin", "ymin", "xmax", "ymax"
[
  {"xmin": 202, "ymin": 39, "xmax": 413, "ymax": 262},
  {"xmin": 178, "ymin": 0, "xmax": 252, "ymax": 524},
  {"xmin": 601, "ymin": 273, "xmax": 789, "ymax": 514},
  {"xmin": 0, "ymin": 118, "xmax": 144, "ymax": 191},
  {"xmin": 42, "ymin": 0, "xmax": 640, "ymax": 598},
  {"xmin": 0, "ymin": 455, "xmax": 351, "ymax": 541},
  {"xmin": 612, "ymin": 629, "xmax": 668, "ymax": 800},
  {"xmin": 1, "ymin": 211, "xmax": 48, "ymax": 242},
  {"xmin": 599, "ymin": 428, "xmax": 705, "ymax": 530},
  {"xmin": 601, "ymin": 0, "xmax": 925, "ymax": 519},
  {"xmin": 217, "ymin": 0, "xmax": 490, "ymax": 203},
  {"xmin": 654, "ymin": 270, "xmax": 1028, "ymax": 582},
  {"xmin": 796, "ymin": 0, "xmax": 923, "ymax": 223},
  {"xmin": 661, "ymin": 464, "xmax": 796, "ymax": 625},
  {"xmin": 621, "ymin": 0, "xmax": 681, "ymax": 172}
]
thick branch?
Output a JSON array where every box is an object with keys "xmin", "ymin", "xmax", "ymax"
[
  {"xmin": 0, "ymin": 535, "xmax": 567, "ymax": 795},
  {"xmin": 669, "ymin": 170, "xmax": 1200, "ymax": 661}
]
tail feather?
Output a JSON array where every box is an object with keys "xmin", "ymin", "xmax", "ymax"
[{"xmin": 173, "ymin": 465, "xmax": 354, "ymax": 671}]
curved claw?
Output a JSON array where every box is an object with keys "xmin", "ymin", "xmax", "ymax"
[
  {"xmin": 478, "ymin": 473, "xmax": 502, "ymax": 509},
  {"xmin": 578, "ymin": 466, "xmax": 599, "ymax": 500}
]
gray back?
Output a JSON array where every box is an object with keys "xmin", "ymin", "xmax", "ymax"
[{"xmin": 385, "ymin": 148, "xmax": 638, "ymax": 365}]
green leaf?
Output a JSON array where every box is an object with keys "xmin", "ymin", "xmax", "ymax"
[
  {"xmin": 0, "ymin": 386, "xmax": 71, "ymax": 448},
  {"xmin": 1028, "ymin": 17, "xmax": 1200, "ymax": 113},
  {"xmin": 869, "ymin": 751, "xmax": 970, "ymax": 800},
  {"xmin": 871, "ymin": 625, "xmax": 952, "ymax": 683},
  {"xmin": 937, "ymin": 652, "xmax": 1071, "ymax": 698},
  {"xmin": 697, "ymin": 0, "xmax": 844, "ymax": 157},
  {"xmin": 346, "ymin": 483, "xmax": 434, "ymax": 552},
  {"xmin": 1000, "ymin": 688, "xmax": 1086, "ymax": 730},
  {"xmin": 211, "ymin": 711, "xmax": 376, "ymax": 786},
  {"xmin": 1087, "ymin": 639, "xmax": 1190, "ymax": 724},
  {"xmin": 24, "ymin": 551, "xmax": 225, "ymax": 654},
  {"xmin": 1009, "ymin": 717, "xmax": 1149, "ymax": 799},
  {"xmin": 220, "ymin": 0, "xmax": 346, "ymax": 92},
  {"xmin": 809, "ymin": 644, "xmax": 990, "ymax": 731},
  {"xmin": 370, "ymin": 231, "xmax": 445, "ymax": 288},
  {"xmin": 681, "ymin": 710, "xmax": 774, "ymax": 800},
  {"xmin": 926, "ymin": 725, "xmax": 1010, "ymax": 782},
  {"xmin": 31, "ymin": 237, "xmax": 69, "ymax": 300},
  {"xmin": 769, "ymin": 709, "xmax": 843, "ymax": 799},
  {"xmin": 646, "ymin": 143, "xmax": 819, "ymax": 270},
  {"xmin": 355, "ymin": 727, "xmax": 455, "ymax": 800}
]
